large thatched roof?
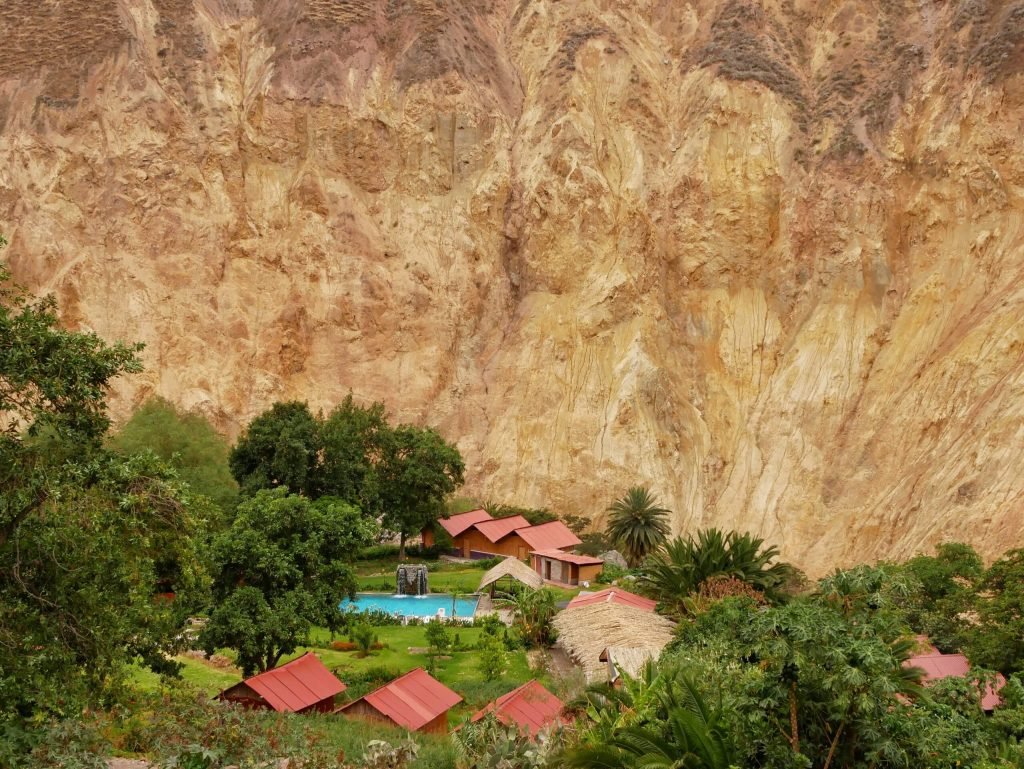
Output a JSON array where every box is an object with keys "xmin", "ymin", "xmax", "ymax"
[
  {"xmin": 478, "ymin": 556, "xmax": 544, "ymax": 592},
  {"xmin": 552, "ymin": 603, "xmax": 676, "ymax": 681},
  {"xmin": 600, "ymin": 646, "xmax": 660, "ymax": 682}
]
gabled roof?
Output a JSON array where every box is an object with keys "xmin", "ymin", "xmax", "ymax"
[
  {"xmin": 470, "ymin": 680, "xmax": 564, "ymax": 737},
  {"xmin": 222, "ymin": 652, "xmax": 345, "ymax": 712},
  {"xmin": 905, "ymin": 650, "xmax": 1004, "ymax": 710},
  {"xmin": 516, "ymin": 521, "xmax": 581, "ymax": 551},
  {"xmin": 473, "ymin": 515, "xmax": 532, "ymax": 543},
  {"xmin": 437, "ymin": 509, "xmax": 493, "ymax": 537},
  {"xmin": 569, "ymin": 587, "xmax": 656, "ymax": 612},
  {"xmin": 338, "ymin": 667, "xmax": 462, "ymax": 730},
  {"xmin": 531, "ymin": 548, "xmax": 603, "ymax": 566},
  {"xmin": 479, "ymin": 556, "xmax": 544, "ymax": 592}
]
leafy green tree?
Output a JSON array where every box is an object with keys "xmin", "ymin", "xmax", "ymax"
[
  {"xmin": 886, "ymin": 542, "xmax": 981, "ymax": 653},
  {"xmin": 484, "ymin": 502, "xmax": 559, "ymax": 526},
  {"xmin": 352, "ymin": 624, "xmax": 375, "ymax": 658},
  {"xmin": 0, "ymin": 253, "xmax": 208, "ymax": 719},
  {"xmin": 605, "ymin": 487, "xmax": 671, "ymax": 567},
  {"xmin": 228, "ymin": 402, "xmax": 322, "ymax": 497},
  {"xmin": 320, "ymin": 394, "xmax": 389, "ymax": 512},
  {"xmin": 425, "ymin": 618, "xmax": 451, "ymax": 656},
  {"xmin": 1, "ymin": 254, "xmax": 142, "ymax": 546},
  {"xmin": 200, "ymin": 489, "xmax": 376, "ymax": 674},
  {"xmin": 641, "ymin": 528, "xmax": 795, "ymax": 613},
  {"xmin": 109, "ymin": 396, "xmax": 238, "ymax": 515},
  {"xmin": 1, "ymin": 453, "xmax": 208, "ymax": 717},
  {"xmin": 671, "ymin": 569, "xmax": 932, "ymax": 769},
  {"xmin": 497, "ymin": 588, "xmax": 557, "ymax": 647},
  {"xmin": 967, "ymin": 549, "xmax": 1024, "ymax": 675},
  {"xmin": 477, "ymin": 633, "xmax": 507, "ymax": 682},
  {"xmin": 378, "ymin": 425, "xmax": 464, "ymax": 559}
]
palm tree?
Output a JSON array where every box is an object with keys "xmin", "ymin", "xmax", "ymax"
[
  {"xmin": 606, "ymin": 487, "xmax": 671, "ymax": 567},
  {"xmin": 495, "ymin": 587, "xmax": 557, "ymax": 647}
]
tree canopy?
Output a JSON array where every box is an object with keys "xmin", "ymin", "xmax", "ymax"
[
  {"xmin": 200, "ymin": 488, "xmax": 376, "ymax": 674},
  {"xmin": 109, "ymin": 396, "xmax": 238, "ymax": 515},
  {"xmin": 1, "ymin": 256, "xmax": 142, "ymax": 547},
  {"xmin": 229, "ymin": 395, "xmax": 464, "ymax": 557},
  {"xmin": 1, "ymin": 252, "xmax": 204, "ymax": 720}
]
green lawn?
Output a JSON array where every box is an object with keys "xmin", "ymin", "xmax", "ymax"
[{"xmin": 130, "ymin": 654, "xmax": 239, "ymax": 693}]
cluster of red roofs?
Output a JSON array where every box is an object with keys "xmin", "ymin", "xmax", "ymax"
[
  {"xmin": 217, "ymin": 652, "xmax": 565, "ymax": 737},
  {"xmin": 217, "ymin": 598, "xmax": 1005, "ymax": 738}
]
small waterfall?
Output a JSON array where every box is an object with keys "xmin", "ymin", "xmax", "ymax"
[{"xmin": 396, "ymin": 564, "xmax": 429, "ymax": 595}]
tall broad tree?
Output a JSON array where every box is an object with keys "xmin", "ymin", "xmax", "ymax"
[
  {"xmin": 1, "ymin": 247, "xmax": 206, "ymax": 717},
  {"xmin": 228, "ymin": 401, "xmax": 322, "ymax": 497},
  {"xmin": 109, "ymin": 396, "xmax": 238, "ymax": 515},
  {"xmin": 319, "ymin": 394, "xmax": 390, "ymax": 511},
  {"xmin": 377, "ymin": 424, "xmax": 464, "ymax": 559},
  {"xmin": 606, "ymin": 486, "xmax": 671, "ymax": 567},
  {"xmin": 200, "ymin": 488, "xmax": 376, "ymax": 675},
  {"xmin": 0, "ymin": 250, "xmax": 142, "ymax": 546}
]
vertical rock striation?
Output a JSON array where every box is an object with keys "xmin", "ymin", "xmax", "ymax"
[{"xmin": 2, "ymin": 0, "xmax": 1024, "ymax": 573}]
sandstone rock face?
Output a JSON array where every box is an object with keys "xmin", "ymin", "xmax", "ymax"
[{"xmin": 3, "ymin": 0, "xmax": 1024, "ymax": 574}]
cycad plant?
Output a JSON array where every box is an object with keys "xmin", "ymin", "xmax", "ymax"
[
  {"xmin": 640, "ymin": 528, "xmax": 796, "ymax": 613},
  {"xmin": 563, "ymin": 672, "xmax": 737, "ymax": 769},
  {"xmin": 606, "ymin": 487, "xmax": 672, "ymax": 567}
]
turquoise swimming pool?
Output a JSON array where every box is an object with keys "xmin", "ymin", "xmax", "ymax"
[{"xmin": 340, "ymin": 593, "xmax": 479, "ymax": 619}]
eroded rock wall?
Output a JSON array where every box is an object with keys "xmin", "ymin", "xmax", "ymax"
[{"xmin": 2, "ymin": 0, "xmax": 1024, "ymax": 573}]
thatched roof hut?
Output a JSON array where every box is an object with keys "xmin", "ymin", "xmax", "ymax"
[
  {"xmin": 600, "ymin": 646, "xmax": 660, "ymax": 683},
  {"xmin": 552, "ymin": 603, "xmax": 676, "ymax": 681},
  {"xmin": 478, "ymin": 556, "xmax": 544, "ymax": 594}
]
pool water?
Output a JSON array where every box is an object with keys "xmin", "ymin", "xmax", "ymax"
[{"xmin": 340, "ymin": 593, "xmax": 479, "ymax": 619}]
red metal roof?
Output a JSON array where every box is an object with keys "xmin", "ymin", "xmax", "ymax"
[
  {"xmin": 516, "ymin": 521, "xmax": 581, "ymax": 551},
  {"xmin": 905, "ymin": 651, "xmax": 1004, "ymax": 710},
  {"xmin": 568, "ymin": 587, "xmax": 656, "ymax": 612},
  {"xmin": 531, "ymin": 548, "xmax": 603, "ymax": 565},
  {"xmin": 340, "ymin": 667, "xmax": 462, "ymax": 730},
  {"xmin": 470, "ymin": 679, "xmax": 564, "ymax": 738},
  {"xmin": 438, "ymin": 509, "xmax": 493, "ymax": 537},
  {"xmin": 473, "ymin": 515, "xmax": 531, "ymax": 543},
  {"xmin": 232, "ymin": 653, "xmax": 346, "ymax": 713}
]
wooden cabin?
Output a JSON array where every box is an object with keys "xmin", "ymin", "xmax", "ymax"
[
  {"xmin": 531, "ymin": 548, "xmax": 603, "ymax": 586},
  {"xmin": 217, "ymin": 652, "xmax": 345, "ymax": 713},
  {"xmin": 336, "ymin": 667, "xmax": 462, "ymax": 734}
]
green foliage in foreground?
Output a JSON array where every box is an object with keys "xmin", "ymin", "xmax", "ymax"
[
  {"xmin": 6, "ymin": 680, "xmax": 457, "ymax": 769},
  {"xmin": 109, "ymin": 396, "xmax": 238, "ymax": 515},
  {"xmin": 1, "ymin": 252, "xmax": 209, "ymax": 722}
]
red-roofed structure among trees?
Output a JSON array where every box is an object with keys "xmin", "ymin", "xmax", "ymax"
[
  {"xmin": 336, "ymin": 667, "xmax": 462, "ymax": 734},
  {"xmin": 568, "ymin": 587, "xmax": 657, "ymax": 612},
  {"xmin": 217, "ymin": 652, "xmax": 345, "ymax": 713},
  {"xmin": 470, "ymin": 680, "xmax": 564, "ymax": 738}
]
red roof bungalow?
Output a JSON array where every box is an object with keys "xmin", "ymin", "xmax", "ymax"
[
  {"xmin": 422, "ymin": 508, "xmax": 493, "ymax": 548},
  {"xmin": 470, "ymin": 680, "xmax": 564, "ymax": 739},
  {"xmin": 217, "ymin": 652, "xmax": 345, "ymax": 713},
  {"xmin": 905, "ymin": 650, "xmax": 1005, "ymax": 711},
  {"xmin": 423, "ymin": 512, "xmax": 582, "ymax": 562},
  {"xmin": 531, "ymin": 549, "xmax": 603, "ymax": 587},
  {"xmin": 568, "ymin": 587, "xmax": 657, "ymax": 612},
  {"xmin": 336, "ymin": 668, "xmax": 462, "ymax": 734}
]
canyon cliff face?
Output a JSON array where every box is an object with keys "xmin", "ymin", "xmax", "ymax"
[{"xmin": 2, "ymin": 0, "xmax": 1024, "ymax": 573}]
